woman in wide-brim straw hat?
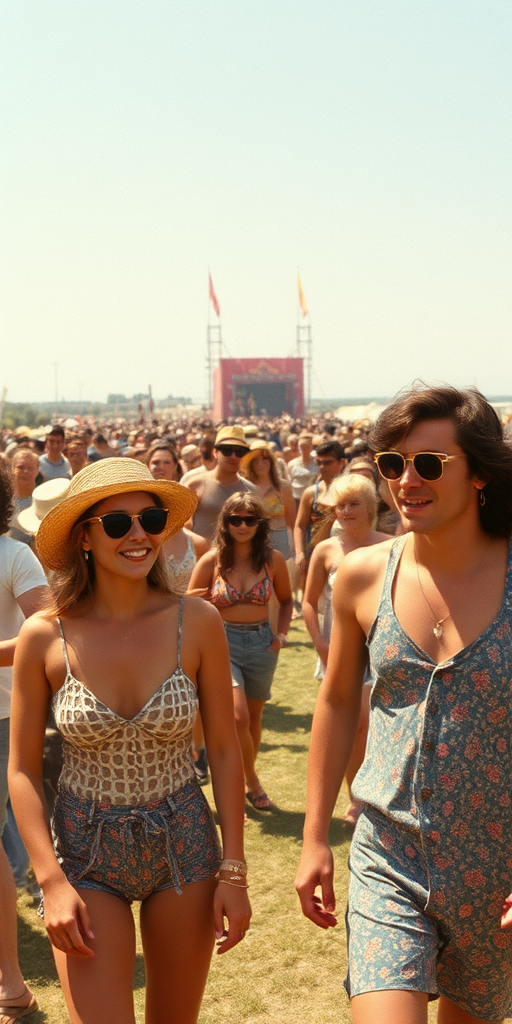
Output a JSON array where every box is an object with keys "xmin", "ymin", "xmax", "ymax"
[{"xmin": 9, "ymin": 459, "xmax": 250, "ymax": 1024}]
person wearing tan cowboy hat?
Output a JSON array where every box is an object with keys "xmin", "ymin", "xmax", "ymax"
[
  {"xmin": 183, "ymin": 425, "xmax": 254, "ymax": 544},
  {"xmin": 9, "ymin": 458, "xmax": 250, "ymax": 1024}
]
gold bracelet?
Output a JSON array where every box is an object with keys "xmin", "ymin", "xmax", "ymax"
[
  {"xmin": 219, "ymin": 859, "xmax": 247, "ymax": 875},
  {"xmin": 218, "ymin": 870, "xmax": 247, "ymax": 883},
  {"xmin": 218, "ymin": 878, "xmax": 249, "ymax": 889}
]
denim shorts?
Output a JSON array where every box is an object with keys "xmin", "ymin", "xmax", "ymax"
[
  {"xmin": 224, "ymin": 620, "xmax": 278, "ymax": 702},
  {"xmin": 52, "ymin": 779, "xmax": 221, "ymax": 905}
]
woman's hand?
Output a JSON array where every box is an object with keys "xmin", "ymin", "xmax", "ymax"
[
  {"xmin": 269, "ymin": 633, "xmax": 286, "ymax": 652},
  {"xmin": 295, "ymin": 839, "xmax": 337, "ymax": 930},
  {"xmin": 43, "ymin": 878, "xmax": 95, "ymax": 958},
  {"xmin": 213, "ymin": 882, "xmax": 252, "ymax": 954},
  {"xmin": 501, "ymin": 893, "xmax": 512, "ymax": 929}
]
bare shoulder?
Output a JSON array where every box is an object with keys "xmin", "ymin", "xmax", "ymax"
[
  {"xmin": 185, "ymin": 473, "xmax": 204, "ymax": 495},
  {"xmin": 182, "ymin": 595, "xmax": 222, "ymax": 631},
  {"xmin": 335, "ymin": 537, "xmax": 395, "ymax": 597},
  {"xmin": 17, "ymin": 609, "xmax": 60, "ymax": 654},
  {"xmin": 269, "ymin": 549, "xmax": 287, "ymax": 573},
  {"xmin": 196, "ymin": 547, "xmax": 218, "ymax": 569}
]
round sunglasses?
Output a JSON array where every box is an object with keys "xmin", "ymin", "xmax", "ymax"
[
  {"xmin": 374, "ymin": 451, "xmax": 465, "ymax": 482},
  {"xmin": 83, "ymin": 507, "xmax": 169, "ymax": 539},
  {"xmin": 227, "ymin": 514, "xmax": 260, "ymax": 527}
]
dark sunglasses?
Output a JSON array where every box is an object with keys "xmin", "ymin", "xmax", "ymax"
[
  {"xmin": 227, "ymin": 514, "xmax": 260, "ymax": 527},
  {"xmin": 374, "ymin": 451, "xmax": 465, "ymax": 482},
  {"xmin": 217, "ymin": 446, "xmax": 247, "ymax": 458},
  {"xmin": 83, "ymin": 507, "xmax": 169, "ymax": 539}
]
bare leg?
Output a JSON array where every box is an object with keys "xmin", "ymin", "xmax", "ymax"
[
  {"xmin": 437, "ymin": 994, "xmax": 501, "ymax": 1024},
  {"xmin": 52, "ymin": 889, "xmax": 136, "ymax": 1024},
  {"xmin": 246, "ymin": 698, "xmax": 266, "ymax": 760},
  {"xmin": 351, "ymin": 989, "xmax": 428, "ymax": 1024},
  {"xmin": 344, "ymin": 684, "xmax": 371, "ymax": 824},
  {"xmin": 232, "ymin": 686, "xmax": 260, "ymax": 792},
  {"xmin": 141, "ymin": 876, "xmax": 217, "ymax": 1024},
  {"xmin": 0, "ymin": 842, "xmax": 27, "ymax": 1001}
]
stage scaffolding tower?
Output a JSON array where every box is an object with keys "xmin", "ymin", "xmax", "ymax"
[
  {"xmin": 206, "ymin": 323, "xmax": 223, "ymax": 409},
  {"xmin": 296, "ymin": 322, "xmax": 312, "ymax": 411}
]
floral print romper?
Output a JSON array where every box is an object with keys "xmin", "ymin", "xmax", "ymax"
[{"xmin": 346, "ymin": 536, "xmax": 512, "ymax": 1021}]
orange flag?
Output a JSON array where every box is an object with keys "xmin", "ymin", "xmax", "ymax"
[
  {"xmin": 297, "ymin": 273, "xmax": 308, "ymax": 318},
  {"xmin": 209, "ymin": 273, "xmax": 220, "ymax": 317}
]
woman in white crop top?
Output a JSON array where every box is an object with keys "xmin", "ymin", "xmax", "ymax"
[{"xmin": 9, "ymin": 460, "xmax": 250, "ymax": 1024}]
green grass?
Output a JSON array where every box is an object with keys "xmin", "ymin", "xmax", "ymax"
[{"xmin": 14, "ymin": 620, "xmax": 506, "ymax": 1022}]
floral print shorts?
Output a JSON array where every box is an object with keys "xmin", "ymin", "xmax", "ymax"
[
  {"xmin": 52, "ymin": 779, "xmax": 221, "ymax": 905},
  {"xmin": 345, "ymin": 806, "xmax": 512, "ymax": 1022}
]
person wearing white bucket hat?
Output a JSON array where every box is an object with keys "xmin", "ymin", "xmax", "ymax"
[{"xmin": 9, "ymin": 459, "xmax": 250, "ymax": 1024}]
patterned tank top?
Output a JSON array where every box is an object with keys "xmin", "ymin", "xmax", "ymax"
[
  {"xmin": 53, "ymin": 599, "xmax": 198, "ymax": 806},
  {"xmin": 353, "ymin": 536, "xmax": 512, "ymax": 838}
]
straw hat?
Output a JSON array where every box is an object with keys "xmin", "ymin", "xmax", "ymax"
[
  {"xmin": 18, "ymin": 479, "xmax": 71, "ymax": 536},
  {"xmin": 240, "ymin": 440, "xmax": 276, "ymax": 472},
  {"xmin": 36, "ymin": 458, "xmax": 197, "ymax": 572},
  {"xmin": 214, "ymin": 425, "xmax": 250, "ymax": 450}
]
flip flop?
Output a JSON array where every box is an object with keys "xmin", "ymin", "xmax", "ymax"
[
  {"xmin": 246, "ymin": 788, "xmax": 271, "ymax": 811},
  {"xmin": 0, "ymin": 988, "xmax": 38, "ymax": 1023}
]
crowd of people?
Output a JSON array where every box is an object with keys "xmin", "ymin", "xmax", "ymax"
[{"xmin": 2, "ymin": 385, "xmax": 512, "ymax": 1024}]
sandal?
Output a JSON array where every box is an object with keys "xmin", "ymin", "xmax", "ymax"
[
  {"xmin": 0, "ymin": 987, "xmax": 38, "ymax": 1023},
  {"xmin": 246, "ymin": 788, "xmax": 271, "ymax": 811}
]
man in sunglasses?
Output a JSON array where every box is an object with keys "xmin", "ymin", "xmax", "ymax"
[
  {"xmin": 183, "ymin": 425, "xmax": 253, "ymax": 543},
  {"xmin": 296, "ymin": 384, "xmax": 512, "ymax": 1024}
]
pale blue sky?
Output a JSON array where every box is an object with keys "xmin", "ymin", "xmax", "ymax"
[{"xmin": 1, "ymin": 1, "xmax": 510, "ymax": 405}]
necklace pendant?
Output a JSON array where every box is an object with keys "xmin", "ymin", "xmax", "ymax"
[{"xmin": 433, "ymin": 623, "xmax": 444, "ymax": 640}]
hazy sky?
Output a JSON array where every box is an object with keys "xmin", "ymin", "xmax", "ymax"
[{"xmin": 1, "ymin": 1, "xmax": 511, "ymax": 405}]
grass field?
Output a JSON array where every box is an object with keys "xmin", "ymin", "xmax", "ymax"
[{"xmin": 13, "ymin": 619, "xmax": 498, "ymax": 1023}]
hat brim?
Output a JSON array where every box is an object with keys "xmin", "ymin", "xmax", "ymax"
[
  {"xmin": 36, "ymin": 478, "xmax": 197, "ymax": 572},
  {"xmin": 17, "ymin": 507, "xmax": 42, "ymax": 536},
  {"xmin": 240, "ymin": 444, "xmax": 274, "ymax": 470}
]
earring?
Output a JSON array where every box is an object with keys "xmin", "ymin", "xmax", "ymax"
[
  {"xmin": 479, "ymin": 489, "xmax": 486, "ymax": 507},
  {"xmin": 84, "ymin": 550, "xmax": 89, "ymax": 561}
]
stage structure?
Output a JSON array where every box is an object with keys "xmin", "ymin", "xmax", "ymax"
[
  {"xmin": 206, "ymin": 273, "xmax": 224, "ymax": 407},
  {"xmin": 213, "ymin": 358, "xmax": 304, "ymax": 420},
  {"xmin": 296, "ymin": 272, "xmax": 312, "ymax": 409}
]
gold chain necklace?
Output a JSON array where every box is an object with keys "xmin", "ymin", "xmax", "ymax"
[{"xmin": 414, "ymin": 542, "xmax": 491, "ymax": 643}]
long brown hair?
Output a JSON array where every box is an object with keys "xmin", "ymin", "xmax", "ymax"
[
  {"xmin": 241, "ymin": 447, "xmax": 281, "ymax": 489},
  {"xmin": 370, "ymin": 383, "xmax": 512, "ymax": 538},
  {"xmin": 213, "ymin": 493, "xmax": 272, "ymax": 574},
  {"xmin": 47, "ymin": 495, "xmax": 173, "ymax": 616}
]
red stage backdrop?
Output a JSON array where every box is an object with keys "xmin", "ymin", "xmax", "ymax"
[{"xmin": 213, "ymin": 358, "xmax": 304, "ymax": 420}]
